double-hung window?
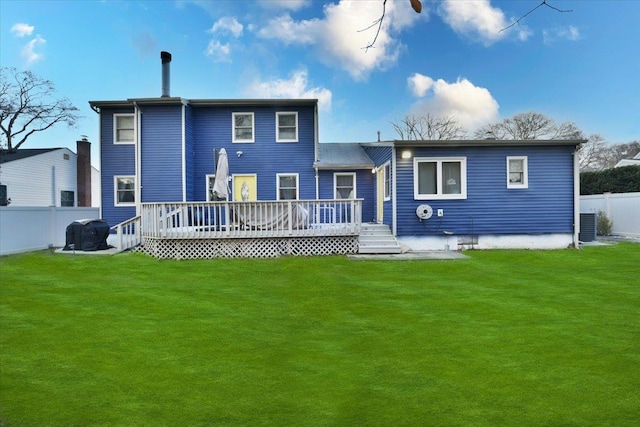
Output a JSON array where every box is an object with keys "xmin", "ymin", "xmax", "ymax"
[
  {"xmin": 277, "ymin": 174, "xmax": 298, "ymax": 200},
  {"xmin": 114, "ymin": 176, "xmax": 135, "ymax": 206},
  {"xmin": 507, "ymin": 156, "xmax": 528, "ymax": 189},
  {"xmin": 276, "ymin": 112, "xmax": 298, "ymax": 142},
  {"xmin": 334, "ymin": 173, "xmax": 356, "ymax": 199},
  {"xmin": 114, "ymin": 114, "xmax": 135, "ymax": 144},
  {"xmin": 414, "ymin": 157, "xmax": 467, "ymax": 199},
  {"xmin": 233, "ymin": 112, "xmax": 254, "ymax": 143}
]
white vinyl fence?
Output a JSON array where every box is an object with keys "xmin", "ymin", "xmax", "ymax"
[
  {"xmin": 0, "ymin": 206, "xmax": 100, "ymax": 255},
  {"xmin": 580, "ymin": 192, "xmax": 640, "ymax": 237}
]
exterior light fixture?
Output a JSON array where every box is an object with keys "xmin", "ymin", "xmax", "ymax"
[
  {"xmin": 236, "ymin": 151, "xmax": 243, "ymax": 157},
  {"xmin": 401, "ymin": 150, "xmax": 412, "ymax": 159}
]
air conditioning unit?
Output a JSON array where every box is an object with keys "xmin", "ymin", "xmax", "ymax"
[{"xmin": 579, "ymin": 213, "xmax": 597, "ymax": 242}]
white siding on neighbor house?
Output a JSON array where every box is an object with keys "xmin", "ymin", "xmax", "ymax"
[{"xmin": 0, "ymin": 149, "xmax": 77, "ymax": 207}]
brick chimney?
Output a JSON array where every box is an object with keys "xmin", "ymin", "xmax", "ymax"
[{"xmin": 76, "ymin": 137, "xmax": 92, "ymax": 207}]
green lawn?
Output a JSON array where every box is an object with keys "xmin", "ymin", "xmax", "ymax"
[{"xmin": 1, "ymin": 244, "xmax": 639, "ymax": 426}]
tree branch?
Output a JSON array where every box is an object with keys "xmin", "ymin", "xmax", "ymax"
[{"xmin": 500, "ymin": 0, "xmax": 573, "ymax": 33}]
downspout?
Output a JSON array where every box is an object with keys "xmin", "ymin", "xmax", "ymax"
[
  {"xmin": 314, "ymin": 102, "xmax": 319, "ymax": 200},
  {"xmin": 134, "ymin": 101, "xmax": 141, "ymax": 217},
  {"xmin": 392, "ymin": 145, "xmax": 397, "ymax": 236},
  {"xmin": 181, "ymin": 102, "xmax": 186, "ymax": 202},
  {"xmin": 573, "ymin": 147, "xmax": 581, "ymax": 249}
]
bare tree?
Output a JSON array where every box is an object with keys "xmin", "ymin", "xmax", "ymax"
[
  {"xmin": 392, "ymin": 113, "xmax": 466, "ymax": 140},
  {"xmin": 473, "ymin": 112, "xmax": 582, "ymax": 140},
  {"xmin": 579, "ymin": 135, "xmax": 640, "ymax": 171},
  {"xmin": 0, "ymin": 67, "xmax": 81, "ymax": 152}
]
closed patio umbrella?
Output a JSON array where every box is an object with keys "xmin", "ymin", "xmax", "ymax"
[{"xmin": 212, "ymin": 148, "xmax": 230, "ymax": 200}]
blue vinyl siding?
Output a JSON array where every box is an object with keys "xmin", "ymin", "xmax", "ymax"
[
  {"xmin": 140, "ymin": 105, "xmax": 183, "ymax": 202},
  {"xmin": 100, "ymin": 107, "xmax": 136, "ymax": 226},
  {"xmin": 317, "ymin": 170, "xmax": 375, "ymax": 222},
  {"xmin": 395, "ymin": 145, "xmax": 576, "ymax": 237},
  {"xmin": 185, "ymin": 106, "xmax": 195, "ymax": 201},
  {"xmin": 191, "ymin": 105, "xmax": 316, "ymax": 201},
  {"xmin": 363, "ymin": 145, "xmax": 393, "ymax": 226}
]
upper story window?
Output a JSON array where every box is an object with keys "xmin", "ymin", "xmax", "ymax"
[
  {"xmin": 276, "ymin": 112, "xmax": 298, "ymax": 142},
  {"xmin": 334, "ymin": 173, "xmax": 356, "ymax": 199},
  {"xmin": 277, "ymin": 174, "xmax": 298, "ymax": 200},
  {"xmin": 233, "ymin": 112, "xmax": 254, "ymax": 143},
  {"xmin": 114, "ymin": 176, "xmax": 135, "ymax": 206},
  {"xmin": 414, "ymin": 157, "xmax": 467, "ymax": 200},
  {"xmin": 114, "ymin": 114, "xmax": 135, "ymax": 144},
  {"xmin": 383, "ymin": 162, "xmax": 391, "ymax": 200},
  {"xmin": 507, "ymin": 156, "xmax": 528, "ymax": 189}
]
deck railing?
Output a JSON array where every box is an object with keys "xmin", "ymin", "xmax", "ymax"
[
  {"xmin": 111, "ymin": 215, "xmax": 142, "ymax": 251},
  {"xmin": 141, "ymin": 199, "xmax": 362, "ymax": 239}
]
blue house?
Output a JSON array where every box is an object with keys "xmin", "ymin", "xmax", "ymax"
[{"xmin": 89, "ymin": 54, "xmax": 583, "ymax": 258}]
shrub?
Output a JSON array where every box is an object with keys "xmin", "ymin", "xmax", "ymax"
[
  {"xmin": 597, "ymin": 210, "xmax": 613, "ymax": 236},
  {"xmin": 580, "ymin": 165, "xmax": 640, "ymax": 195}
]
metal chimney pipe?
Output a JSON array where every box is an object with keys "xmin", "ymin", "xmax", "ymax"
[{"xmin": 161, "ymin": 51, "xmax": 172, "ymax": 97}]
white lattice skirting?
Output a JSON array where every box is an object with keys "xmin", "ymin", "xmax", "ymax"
[{"xmin": 140, "ymin": 236, "xmax": 359, "ymax": 259}]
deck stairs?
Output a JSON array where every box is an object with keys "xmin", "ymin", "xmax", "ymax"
[{"xmin": 358, "ymin": 223, "xmax": 402, "ymax": 254}]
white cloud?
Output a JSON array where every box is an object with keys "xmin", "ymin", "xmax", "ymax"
[
  {"xmin": 543, "ymin": 25, "xmax": 581, "ymax": 44},
  {"xmin": 21, "ymin": 34, "xmax": 46, "ymax": 66},
  {"xmin": 408, "ymin": 73, "xmax": 434, "ymax": 97},
  {"xmin": 209, "ymin": 16, "xmax": 243, "ymax": 38},
  {"xmin": 204, "ymin": 40, "xmax": 231, "ymax": 62},
  {"xmin": 258, "ymin": 0, "xmax": 310, "ymax": 11},
  {"xmin": 438, "ymin": 0, "xmax": 530, "ymax": 45},
  {"xmin": 245, "ymin": 69, "xmax": 332, "ymax": 111},
  {"xmin": 408, "ymin": 75, "xmax": 499, "ymax": 130},
  {"xmin": 257, "ymin": 0, "xmax": 424, "ymax": 81},
  {"xmin": 11, "ymin": 23, "xmax": 34, "ymax": 37}
]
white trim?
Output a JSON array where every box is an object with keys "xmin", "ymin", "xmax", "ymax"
[
  {"xmin": 383, "ymin": 161, "xmax": 391, "ymax": 201},
  {"xmin": 232, "ymin": 112, "xmax": 255, "ymax": 143},
  {"xmin": 276, "ymin": 111, "xmax": 298, "ymax": 143},
  {"xmin": 333, "ymin": 172, "xmax": 356, "ymax": 199},
  {"xmin": 413, "ymin": 157, "xmax": 467, "ymax": 200},
  {"xmin": 507, "ymin": 156, "xmax": 528, "ymax": 189},
  {"xmin": 114, "ymin": 175, "xmax": 136, "ymax": 207},
  {"xmin": 276, "ymin": 173, "xmax": 299, "ymax": 200},
  {"xmin": 181, "ymin": 104, "xmax": 186, "ymax": 202},
  {"xmin": 205, "ymin": 174, "xmax": 216, "ymax": 202},
  {"xmin": 113, "ymin": 113, "xmax": 135, "ymax": 145}
]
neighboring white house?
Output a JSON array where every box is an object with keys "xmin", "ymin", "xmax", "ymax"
[
  {"xmin": 0, "ymin": 142, "xmax": 100, "ymax": 207},
  {"xmin": 614, "ymin": 152, "xmax": 640, "ymax": 168}
]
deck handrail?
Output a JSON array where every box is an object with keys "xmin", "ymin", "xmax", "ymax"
[
  {"xmin": 110, "ymin": 215, "xmax": 141, "ymax": 251},
  {"xmin": 140, "ymin": 199, "xmax": 362, "ymax": 239}
]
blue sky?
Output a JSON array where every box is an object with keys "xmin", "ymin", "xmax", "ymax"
[{"xmin": 2, "ymin": 0, "xmax": 639, "ymax": 166}]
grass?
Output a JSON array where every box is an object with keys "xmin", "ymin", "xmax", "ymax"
[{"xmin": 1, "ymin": 244, "xmax": 639, "ymax": 426}]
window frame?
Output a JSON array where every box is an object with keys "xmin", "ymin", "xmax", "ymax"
[
  {"xmin": 383, "ymin": 162, "xmax": 391, "ymax": 201},
  {"xmin": 276, "ymin": 112, "xmax": 298, "ymax": 143},
  {"xmin": 114, "ymin": 176, "xmax": 136, "ymax": 207},
  {"xmin": 413, "ymin": 157, "xmax": 467, "ymax": 200},
  {"xmin": 232, "ymin": 112, "xmax": 255, "ymax": 143},
  {"xmin": 333, "ymin": 172, "xmax": 356, "ymax": 200},
  {"xmin": 61, "ymin": 190, "xmax": 75, "ymax": 207},
  {"xmin": 206, "ymin": 174, "xmax": 216, "ymax": 202},
  {"xmin": 113, "ymin": 113, "xmax": 135, "ymax": 145},
  {"xmin": 276, "ymin": 173, "xmax": 299, "ymax": 200},
  {"xmin": 507, "ymin": 156, "xmax": 528, "ymax": 189}
]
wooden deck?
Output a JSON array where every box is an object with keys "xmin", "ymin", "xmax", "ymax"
[{"xmin": 112, "ymin": 199, "xmax": 363, "ymax": 258}]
